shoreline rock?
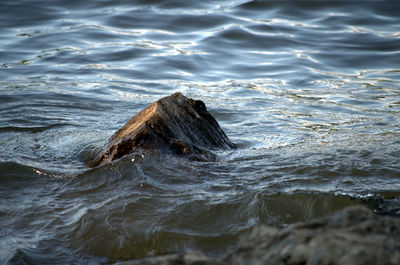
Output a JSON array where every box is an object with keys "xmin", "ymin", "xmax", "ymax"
[
  {"xmin": 225, "ymin": 205, "xmax": 400, "ymax": 265},
  {"xmin": 87, "ymin": 92, "xmax": 235, "ymax": 167},
  {"xmin": 116, "ymin": 205, "xmax": 400, "ymax": 265}
]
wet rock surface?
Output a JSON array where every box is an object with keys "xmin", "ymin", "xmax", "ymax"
[
  {"xmin": 117, "ymin": 205, "xmax": 400, "ymax": 265},
  {"xmin": 362, "ymin": 195, "xmax": 400, "ymax": 217},
  {"xmin": 115, "ymin": 252, "xmax": 223, "ymax": 265},
  {"xmin": 87, "ymin": 92, "xmax": 235, "ymax": 167},
  {"xmin": 226, "ymin": 205, "xmax": 400, "ymax": 265}
]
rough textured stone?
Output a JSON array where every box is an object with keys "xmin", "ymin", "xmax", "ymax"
[
  {"xmin": 224, "ymin": 205, "xmax": 400, "ymax": 265},
  {"xmin": 88, "ymin": 92, "xmax": 235, "ymax": 167},
  {"xmin": 115, "ymin": 205, "xmax": 400, "ymax": 265},
  {"xmin": 115, "ymin": 251, "xmax": 226, "ymax": 265}
]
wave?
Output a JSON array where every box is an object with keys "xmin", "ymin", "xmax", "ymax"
[
  {"xmin": 0, "ymin": 162, "xmax": 42, "ymax": 184},
  {"xmin": 1, "ymin": 0, "xmax": 400, "ymax": 263}
]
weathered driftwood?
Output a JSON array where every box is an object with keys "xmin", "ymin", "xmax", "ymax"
[{"xmin": 88, "ymin": 92, "xmax": 234, "ymax": 167}]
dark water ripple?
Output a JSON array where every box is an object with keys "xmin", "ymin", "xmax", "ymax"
[{"xmin": 1, "ymin": 0, "xmax": 400, "ymax": 264}]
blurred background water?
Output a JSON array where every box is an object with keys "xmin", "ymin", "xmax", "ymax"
[{"xmin": 1, "ymin": 0, "xmax": 400, "ymax": 264}]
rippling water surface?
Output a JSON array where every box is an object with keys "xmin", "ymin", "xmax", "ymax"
[{"xmin": 1, "ymin": 0, "xmax": 400, "ymax": 264}]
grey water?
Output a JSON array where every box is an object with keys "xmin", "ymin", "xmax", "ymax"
[{"xmin": 1, "ymin": 0, "xmax": 400, "ymax": 264}]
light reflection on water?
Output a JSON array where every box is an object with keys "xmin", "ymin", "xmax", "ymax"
[{"xmin": 0, "ymin": 0, "xmax": 400, "ymax": 263}]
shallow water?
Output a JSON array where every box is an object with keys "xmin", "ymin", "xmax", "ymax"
[{"xmin": 1, "ymin": 0, "xmax": 400, "ymax": 264}]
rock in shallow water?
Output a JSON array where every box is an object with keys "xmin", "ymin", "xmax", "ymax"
[
  {"xmin": 115, "ymin": 252, "xmax": 221, "ymax": 265},
  {"xmin": 116, "ymin": 205, "xmax": 400, "ymax": 265},
  {"xmin": 225, "ymin": 205, "xmax": 400, "ymax": 265},
  {"xmin": 87, "ymin": 92, "xmax": 235, "ymax": 167}
]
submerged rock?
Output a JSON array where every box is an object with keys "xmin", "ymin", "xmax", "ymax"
[
  {"xmin": 116, "ymin": 205, "xmax": 400, "ymax": 265},
  {"xmin": 88, "ymin": 92, "xmax": 234, "ymax": 167}
]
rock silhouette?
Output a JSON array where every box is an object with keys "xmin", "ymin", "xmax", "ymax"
[{"xmin": 88, "ymin": 92, "xmax": 234, "ymax": 167}]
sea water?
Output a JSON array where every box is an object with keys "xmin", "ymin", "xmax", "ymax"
[{"xmin": 1, "ymin": 0, "xmax": 399, "ymax": 264}]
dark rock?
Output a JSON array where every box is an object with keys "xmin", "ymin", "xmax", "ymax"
[
  {"xmin": 88, "ymin": 92, "xmax": 235, "ymax": 167},
  {"xmin": 361, "ymin": 194, "xmax": 400, "ymax": 217},
  {"xmin": 115, "ymin": 205, "xmax": 400, "ymax": 265},
  {"xmin": 115, "ymin": 251, "xmax": 226, "ymax": 265},
  {"xmin": 224, "ymin": 205, "xmax": 400, "ymax": 265}
]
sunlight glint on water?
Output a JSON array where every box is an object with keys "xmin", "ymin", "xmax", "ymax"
[{"xmin": 0, "ymin": 0, "xmax": 399, "ymax": 264}]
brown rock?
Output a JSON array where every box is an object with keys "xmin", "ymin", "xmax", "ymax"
[{"xmin": 88, "ymin": 92, "xmax": 234, "ymax": 167}]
